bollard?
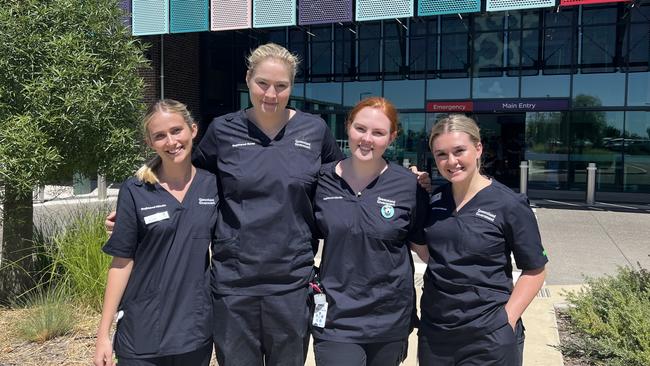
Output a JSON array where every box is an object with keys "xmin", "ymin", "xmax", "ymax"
[
  {"xmin": 37, "ymin": 185, "xmax": 45, "ymax": 202},
  {"xmin": 519, "ymin": 161, "xmax": 528, "ymax": 196},
  {"xmin": 586, "ymin": 163, "xmax": 597, "ymax": 205},
  {"xmin": 98, "ymin": 174, "xmax": 107, "ymax": 201}
]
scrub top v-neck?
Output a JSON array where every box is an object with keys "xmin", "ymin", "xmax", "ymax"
[
  {"xmin": 194, "ymin": 109, "xmax": 343, "ymax": 295},
  {"xmin": 103, "ymin": 169, "xmax": 217, "ymax": 358},
  {"xmin": 312, "ymin": 161, "xmax": 428, "ymax": 343},
  {"xmin": 420, "ymin": 180, "xmax": 548, "ymax": 339}
]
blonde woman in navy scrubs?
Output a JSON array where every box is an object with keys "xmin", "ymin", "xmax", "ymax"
[
  {"xmin": 94, "ymin": 100, "xmax": 216, "ymax": 366},
  {"xmin": 416, "ymin": 114, "xmax": 548, "ymax": 365},
  {"xmin": 311, "ymin": 97, "xmax": 428, "ymax": 366}
]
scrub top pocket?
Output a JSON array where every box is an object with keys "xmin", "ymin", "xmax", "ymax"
[
  {"xmin": 288, "ymin": 145, "xmax": 319, "ymax": 185},
  {"xmin": 116, "ymin": 292, "xmax": 161, "ymax": 355}
]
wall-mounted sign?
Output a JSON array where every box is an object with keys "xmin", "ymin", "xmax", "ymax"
[
  {"xmin": 473, "ymin": 99, "xmax": 570, "ymax": 112},
  {"xmin": 426, "ymin": 101, "xmax": 474, "ymax": 112}
]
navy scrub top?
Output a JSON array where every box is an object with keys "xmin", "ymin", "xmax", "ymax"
[
  {"xmin": 194, "ymin": 109, "xmax": 343, "ymax": 295},
  {"xmin": 312, "ymin": 161, "xmax": 429, "ymax": 343},
  {"xmin": 420, "ymin": 180, "xmax": 548, "ymax": 339},
  {"xmin": 103, "ymin": 169, "xmax": 217, "ymax": 358}
]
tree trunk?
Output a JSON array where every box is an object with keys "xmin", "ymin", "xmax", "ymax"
[{"xmin": 0, "ymin": 187, "xmax": 35, "ymax": 305}]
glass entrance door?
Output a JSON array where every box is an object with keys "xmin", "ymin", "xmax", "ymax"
[{"xmin": 472, "ymin": 113, "xmax": 527, "ymax": 188}]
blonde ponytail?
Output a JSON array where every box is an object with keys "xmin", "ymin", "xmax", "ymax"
[{"xmin": 135, "ymin": 155, "xmax": 162, "ymax": 184}]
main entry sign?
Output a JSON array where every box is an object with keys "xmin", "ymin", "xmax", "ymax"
[{"xmin": 474, "ymin": 99, "xmax": 569, "ymax": 112}]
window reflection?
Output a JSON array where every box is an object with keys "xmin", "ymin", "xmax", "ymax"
[
  {"xmin": 384, "ymin": 80, "xmax": 425, "ymax": 109},
  {"xmin": 525, "ymin": 112, "xmax": 569, "ymax": 190},
  {"xmin": 573, "ymin": 73, "xmax": 625, "ymax": 106},
  {"xmin": 569, "ymin": 111, "xmax": 624, "ymax": 191},
  {"xmin": 343, "ymin": 81, "xmax": 381, "ymax": 107},
  {"xmin": 624, "ymin": 112, "xmax": 650, "ymax": 193},
  {"xmin": 426, "ymin": 78, "xmax": 470, "ymax": 100},
  {"xmin": 627, "ymin": 72, "xmax": 650, "ymax": 107}
]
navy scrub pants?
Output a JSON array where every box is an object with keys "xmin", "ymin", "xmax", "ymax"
[
  {"xmin": 313, "ymin": 339, "xmax": 408, "ymax": 366},
  {"xmin": 417, "ymin": 321, "xmax": 525, "ymax": 366},
  {"xmin": 212, "ymin": 286, "xmax": 311, "ymax": 366},
  {"xmin": 116, "ymin": 342, "xmax": 212, "ymax": 366}
]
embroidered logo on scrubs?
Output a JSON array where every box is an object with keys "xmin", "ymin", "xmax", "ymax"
[
  {"xmin": 232, "ymin": 142, "xmax": 256, "ymax": 148},
  {"xmin": 294, "ymin": 139, "xmax": 311, "ymax": 150},
  {"xmin": 376, "ymin": 197, "xmax": 396, "ymax": 206},
  {"xmin": 475, "ymin": 209, "xmax": 496, "ymax": 222},
  {"xmin": 198, "ymin": 198, "xmax": 216, "ymax": 205},
  {"xmin": 323, "ymin": 196, "xmax": 343, "ymax": 201},
  {"xmin": 140, "ymin": 204, "xmax": 167, "ymax": 211},
  {"xmin": 431, "ymin": 192, "xmax": 442, "ymax": 203},
  {"xmin": 381, "ymin": 204, "xmax": 395, "ymax": 219}
]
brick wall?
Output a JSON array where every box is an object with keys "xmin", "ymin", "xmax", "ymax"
[{"xmin": 137, "ymin": 33, "xmax": 201, "ymax": 119}]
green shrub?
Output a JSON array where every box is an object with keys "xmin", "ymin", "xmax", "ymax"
[
  {"xmin": 15, "ymin": 286, "xmax": 76, "ymax": 343},
  {"xmin": 561, "ymin": 265, "xmax": 650, "ymax": 366},
  {"xmin": 47, "ymin": 210, "xmax": 111, "ymax": 311}
]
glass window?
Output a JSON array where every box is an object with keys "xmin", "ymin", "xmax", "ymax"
[
  {"xmin": 343, "ymin": 81, "xmax": 381, "ymax": 107},
  {"xmin": 310, "ymin": 41, "xmax": 332, "ymax": 80},
  {"xmin": 623, "ymin": 112, "xmax": 650, "ymax": 193},
  {"xmin": 409, "ymin": 35, "xmax": 431, "ymax": 78},
  {"xmin": 569, "ymin": 111, "xmax": 624, "ymax": 191},
  {"xmin": 390, "ymin": 113, "xmax": 427, "ymax": 167},
  {"xmin": 266, "ymin": 29, "xmax": 286, "ymax": 45},
  {"xmin": 624, "ymin": 23, "xmax": 650, "ymax": 72},
  {"xmin": 521, "ymin": 74, "xmax": 570, "ymax": 98},
  {"xmin": 473, "ymin": 32, "xmax": 504, "ymax": 77},
  {"xmin": 384, "ymin": 80, "xmax": 425, "ymax": 109},
  {"xmin": 630, "ymin": 4, "xmax": 650, "ymax": 23},
  {"xmin": 289, "ymin": 29, "xmax": 307, "ymax": 82},
  {"xmin": 305, "ymin": 82, "xmax": 342, "ymax": 107},
  {"xmin": 544, "ymin": 7, "xmax": 576, "ymax": 28},
  {"xmin": 440, "ymin": 32, "xmax": 469, "ymax": 77},
  {"xmin": 292, "ymin": 82, "xmax": 305, "ymax": 98},
  {"xmin": 581, "ymin": 5, "xmax": 618, "ymax": 26},
  {"xmin": 384, "ymin": 38, "xmax": 404, "ymax": 79},
  {"xmin": 426, "ymin": 78, "xmax": 470, "ymax": 100},
  {"xmin": 573, "ymin": 73, "xmax": 626, "ymax": 106},
  {"xmin": 358, "ymin": 22, "xmax": 381, "ymax": 80},
  {"xmin": 525, "ymin": 112, "xmax": 570, "ymax": 190},
  {"xmin": 627, "ymin": 72, "xmax": 650, "ymax": 107},
  {"xmin": 474, "ymin": 13, "xmax": 505, "ymax": 32},
  {"xmin": 543, "ymin": 27, "xmax": 574, "ymax": 75},
  {"xmin": 473, "ymin": 76, "xmax": 518, "ymax": 99},
  {"xmin": 334, "ymin": 25, "xmax": 355, "ymax": 81},
  {"xmin": 580, "ymin": 24, "xmax": 622, "ymax": 73}
]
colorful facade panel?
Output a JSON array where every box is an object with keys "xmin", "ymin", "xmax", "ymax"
[
  {"xmin": 486, "ymin": 0, "xmax": 556, "ymax": 12},
  {"xmin": 299, "ymin": 0, "xmax": 353, "ymax": 25},
  {"xmin": 253, "ymin": 0, "xmax": 296, "ymax": 28},
  {"xmin": 170, "ymin": 0, "xmax": 209, "ymax": 33},
  {"xmin": 132, "ymin": 0, "xmax": 169, "ymax": 35},
  {"xmin": 211, "ymin": 0, "xmax": 252, "ymax": 31},
  {"xmin": 418, "ymin": 0, "xmax": 480, "ymax": 16},
  {"xmin": 356, "ymin": 0, "xmax": 413, "ymax": 21}
]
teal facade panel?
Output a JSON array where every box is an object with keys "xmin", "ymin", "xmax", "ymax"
[
  {"xmin": 486, "ymin": 0, "xmax": 556, "ymax": 12},
  {"xmin": 253, "ymin": 0, "xmax": 296, "ymax": 28},
  {"xmin": 418, "ymin": 0, "xmax": 480, "ymax": 16},
  {"xmin": 356, "ymin": 0, "xmax": 413, "ymax": 21},
  {"xmin": 132, "ymin": 0, "xmax": 169, "ymax": 35},
  {"xmin": 170, "ymin": 0, "xmax": 209, "ymax": 33}
]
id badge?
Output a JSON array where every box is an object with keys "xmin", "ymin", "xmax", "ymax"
[{"xmin": 312, "ymin": 293, "xmax": 328, "ymax": 328}]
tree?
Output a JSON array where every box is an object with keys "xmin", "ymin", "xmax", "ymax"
[{"xmin": 0, "ymin": 0, "xmax": 148, "ymax": 303}]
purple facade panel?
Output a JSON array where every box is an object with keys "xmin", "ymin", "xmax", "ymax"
[
  {"xmin": 119, "ymin": 0, "xmax": 132, "ymax": 27},
  {"xmin": 299, "ymin": 0, "xmax": 353, "ymax": 25}
]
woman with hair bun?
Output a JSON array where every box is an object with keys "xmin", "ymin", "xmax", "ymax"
[{"xmin": 94, "ymin": 99, "xmax": 216, "ymax": 366}]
